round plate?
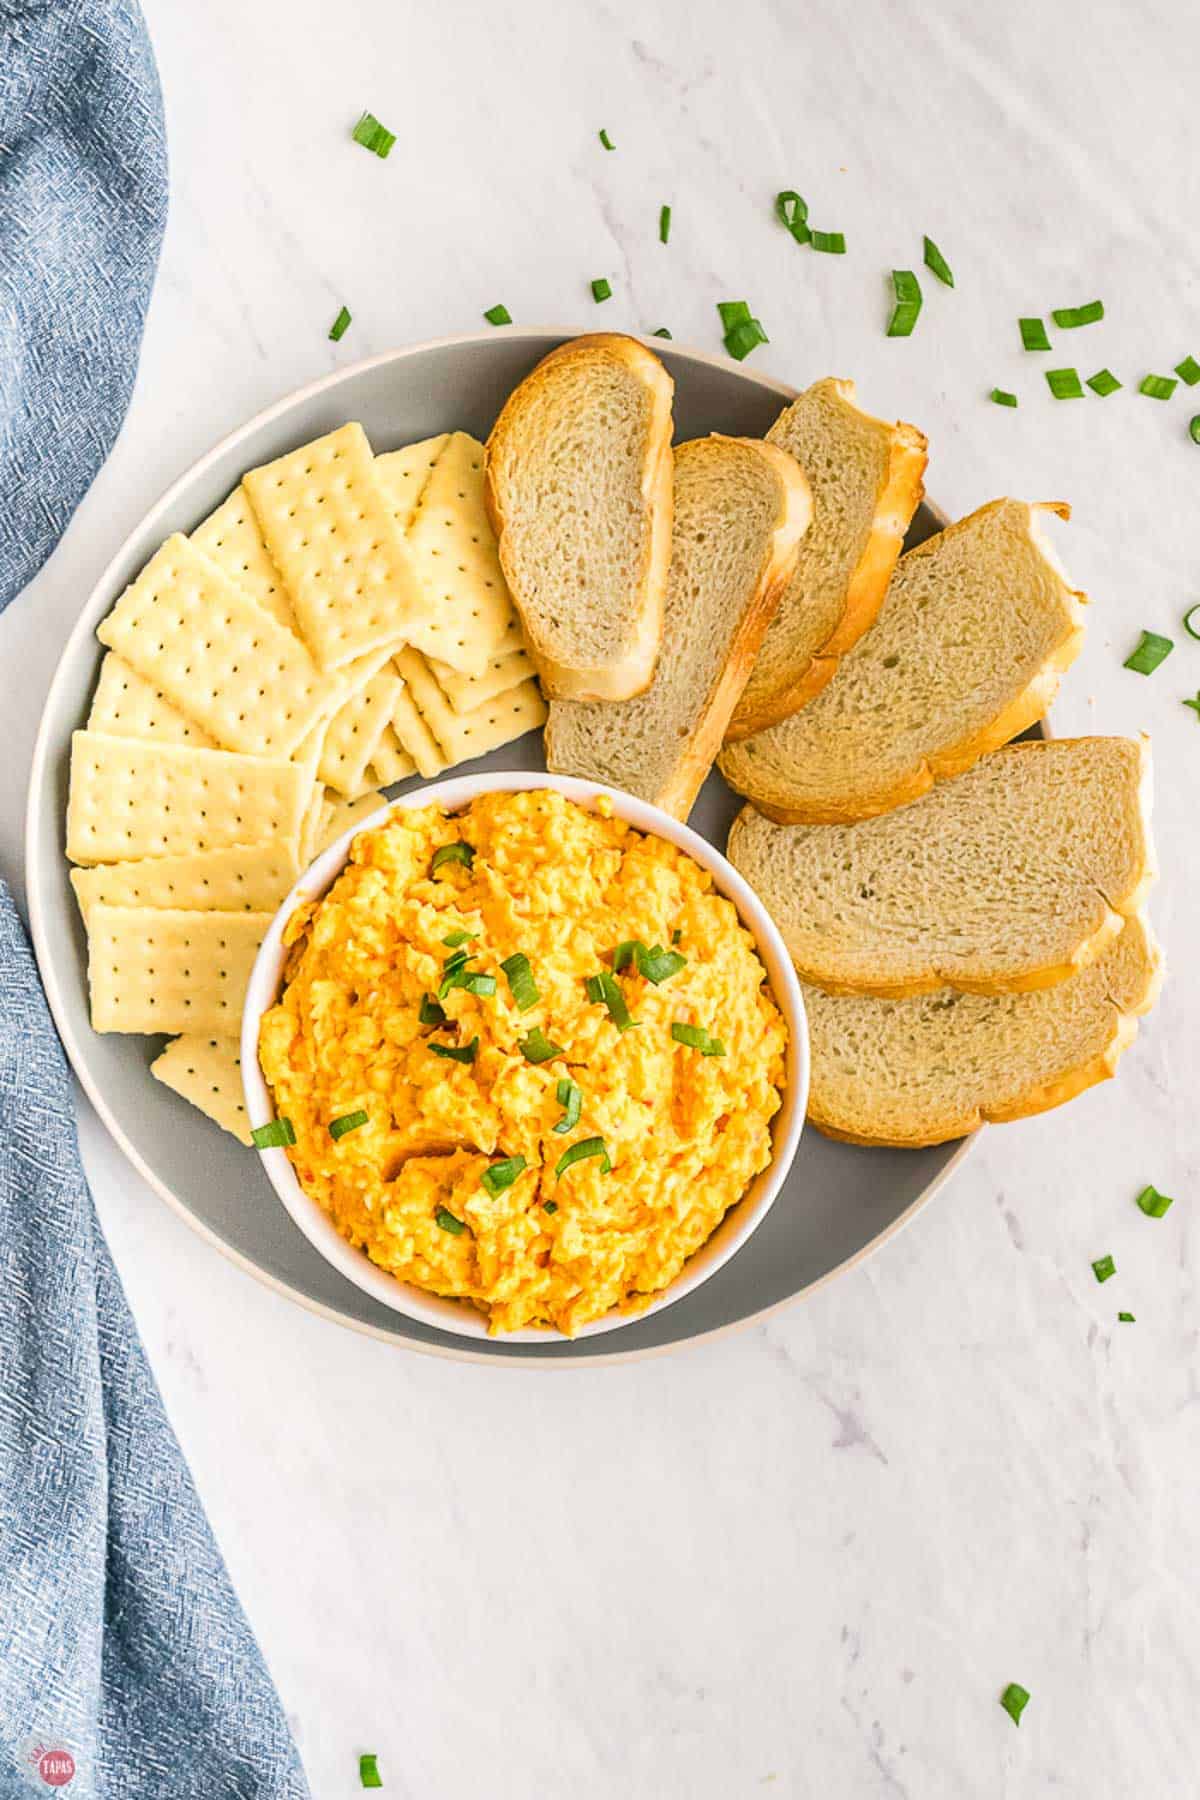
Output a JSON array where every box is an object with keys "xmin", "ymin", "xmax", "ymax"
[{"xmin": 27, "ymin": 328, "xmax": 974, "ymax": 1364}]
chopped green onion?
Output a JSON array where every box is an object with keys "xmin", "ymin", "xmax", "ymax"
[
  {"xmin": 670, "ymin": 1021, "xmax": 726, "ymax": 1056},
  {"xmin": 990, "ymin": 389, "xmax": 1019, "ymax": 407},
  {"xmin": 329, "ymin": 1110, "xmax": 369, "ymax": 1141},
  {"xmin": 1019, "ymin": 317, "xmax": 1051, "ymax": 351},
  {"xmin": 553, "ymin": 1078, "xmax": 582, "ymax": 1133},
  {"xmin": 671, "ymin": 928, "xmax": 683, "ymax": 945},
  {"xmin": 1051, "ymin": 300, "xmax": 1104, "ymax": 328},
  {"xmin": 483, "ymin": 303, "xmax": 512, "ymax": 326},
  {"xmin": 542, "ymin": 1199, "xmax": 558, "ymax": 1215},
  {"xmin": 611, "ymin": 939, "xmax": 638, "ymax": 973},
  {"xmin": 591, "ymin": 277, "xmax": 613, "ymax": 303},
  {"xmin": 1124, "ymin": 630, "xmax": 1173, "ymax": 675},
  {"xmin": 429, "ymin": 1037, "xmax": 478, "ymax": 1065},
  {"xmin": 328, "ymin": 306, "xmax": 352, "ymax": 343},
  {"xmin": 775, "ymin": 190, "xmax": 810, "ymax": 245},
  {"xmin": 1190, "ymin": 416, "xmax": 1200, "ymax": 445},
  {"xmin": 585, "ymin": 970, "xmax": 637, "ymax": 1031},
  {"xmin": 251, "ymin": 1117, "xmax": 295, "ymax": 1150},
  {"xmin": 651, "ymin": 326, "xmax": 672, "ymax": 339},
  {"xmin": 725, "ymin": 320, "xmax": 768, "ymax": 360},
  {"xmin": 659, "ymin": 204, "xmax": 671, "ymax": 244},
  {"xmin": 809, "ymin": 229, "xmax": 845, "ymax": 254},
  {"xmin": 351, "ymin": 112, "xmax": 396, "ymax": 159},
  {"xmin": 430, "ymin": 841, "xmax": 474, "ymax": 875},
  {"xmin": 598, "ymin": 128, "xmax": 615, "ymax": 151},
  {"xmin": 999, "ymin": 1684, "xmax": 1030, "ymax": 1728},
  {"xmin": 441, "ymin": 929, "xmax": 477, "ymax": 947},
  {"xmin": 1139, "ymin": 373, "xmax": 1177, "ymax": 400},
  {"xmin": 481, "ymin": 1155, "xmax": 527, "ymax": 1197},
  {"xmin": 1183, "ymin": 604, "xmax": 1200, "ymax": 640},
  {"xmin": 1046, "ymin": 367, "xmax": 1084, "ymax": 399},
  {"xmin": 499, "ymin": 951, "xmax": 540, "ymax": 1012},
  {"xmin": 1176, "ymin": 354, "xmax": 1200, "ymax": 385},
  {"xmin": 555, "ymin": 1136, "xmax": 611, "ymax": 1178},
  {"xmin": 439, "ymin": 966, "xmax": 496, "ymax": 1000},
  {"xmin": 519, "ymin": 1026, "xmax": 563, "ymax": 1065},
  {"xmin": 1086, "ymin": 368, "xmax": 1122, "ymax": 396},
  {"xmin": 1092, "ymin": 1254, "xmax": 1116, "ymax": 1283},
  {"xmin": 435, "ymin": 1208, "xmax": 466, "ymax": 1236},
  {"xmin": 718, "ymin": 300, "xmax": 752, "ymax": 330},
  {"xmin": 923, "ymin": 235, "xmax": 954, "ymax": 287},
  {"xmin": 1135, "ymin": 1184, "xmax": 1174, "ymax": 1218},
  {"xmin": 360, "ymin": 1752, "xmax": 384, "ymax": 1788},
  {"xmin": 1118, "ymin": 1312, "xmax": 1136, "ymax": 1323},
  {"xmin": 636, "ymin": 943, "xmax": 686, "ymax": 984},
  {"xmin": 1184, "ymin": 693, "xmax": 1200, "ymax": 720},
  {"xmin": 886, "ymin": 270, "xmax": 922, "ymax": 337},
  {"xmin": 419, "ymin": 993, "xmax": 448, "ymax": 1028}
]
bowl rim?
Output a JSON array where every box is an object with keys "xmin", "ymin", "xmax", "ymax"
[{"xmin": 240, "ymin": 769, "xmax": 810, "ymax": 1344}]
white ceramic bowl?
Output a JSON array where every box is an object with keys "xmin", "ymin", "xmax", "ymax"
[{"xmin": 241, "ymin": 771, "xmax": 809, "ymax": 1342}]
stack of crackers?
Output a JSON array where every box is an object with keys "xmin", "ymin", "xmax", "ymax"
[{"xmin": 64, "ymin": 424, "xmax": 546, "ymax": 1143}]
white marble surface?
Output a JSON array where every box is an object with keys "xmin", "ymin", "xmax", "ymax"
[{"xmin": 2, "ymin": 0, "xmax": 1198, "ymax": 1791}]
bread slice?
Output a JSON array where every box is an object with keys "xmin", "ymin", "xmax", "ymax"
[
  {"xmin": 726, "ymin": 378, "xmax": 927, "ymax": 739},
  {"xmin": 727, "ymin": 738, "xmax": 1155, "ymax": 997},
  {"xmin": 804, "ymin": 912, "xmax": 1162, "ymax": 1147},
  {"xmin": 544, "ymin": 435, "xmax": 812, "ymax": 819},
  {"xmin": 719, "ymin": 499, "xmax": 1087, "ymax": 824},
  {"xmin": 484, "ymin": 334, "xmax": 674, "ymax": 702}
]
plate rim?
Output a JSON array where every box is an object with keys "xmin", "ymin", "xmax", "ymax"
[{"xmin": 25, "ymin": 325, "xmax": 975, "ymax": 1367}]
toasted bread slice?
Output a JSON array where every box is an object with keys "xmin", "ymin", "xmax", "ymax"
[
  {"xmin": 727, "ymin": 738, "xmax": 1155, "ymax": 997},
  {"xmin": 726, "ymin": 379, "xmax": 927, "ymax": 739},
  {"xmin": 484, "ymin": 334, "xmax": 674, "ymax": 701},
  {"xmin": 804, "ymin": 913, "xmax": 1162, "ymax": 1147},
  {"xmin": 720, "ymin": 499, "xmax": 1086, "ymax": 824},
  {"xmin": 544, "ymin": 435, "xmax": 812, "ymax": 819}
]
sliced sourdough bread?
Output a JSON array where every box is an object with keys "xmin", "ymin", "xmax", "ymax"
[
  {"xmin": 727, "ymin": 738, "xmax": 1155, "ymax": 996},
  {"xmin": 719, "ymin": 498, "xmax": 1087, "ymax": 824},
  {"xmin": 804, "ymin": 912, "xmax": 1162, "ymax": 1147},
  {"xmin": 726, "ymin": 378, "xmax": 927, "ymax": 739},
  {"xmin": 544, "ymin": 434, "xmax": 812, "ymax": 819},
  {"xmin": 484, "ymin": 334, "xmax": 674, "ymax": 702}
]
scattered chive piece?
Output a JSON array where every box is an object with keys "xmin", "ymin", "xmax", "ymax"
[
  {"xmin": 483, "ymin": 303, "xmax": 512, "ymax": 326},
  {"xmin": 360, "ymin": 1752, "xmax": 383, "ymax": 1788},
  {"xmin": 419, "ymin": 993, "xmax": 448, "ymax": 1028},
  {"xmin": 598, "ymin": 128, "xmax": 615, "ymax": 151},
  {"xmin": 555, "ymin": 1136, "xmax": 611, "ymax": 1179},
  {"xmin": 351, "ymin": 112, "xmax": 396, "ymax": 159},
  {"xmin": 585, "ymin": 970, "xmax": 637, "ymax": 1032},
  {"xmin": 651, "ymin": 326, "xmax": 672, "ymax": 338},
  {"xmin": 519, "ymin": 1026, "xmax": 563, "ymax": 1065},
  {"xmin": 481, "ymin": 1154, "xmax": 527, "ymax": 1197},
  {"xmin": 809, "ymin": 229, "xmax": 845, "ymax": 254},
  {"xmin": 1046, "ymin": 367, "xmax": 1084, "ymax": 399},
  {"xmin": 591, "ymin": 277, "xmax": 613, "ymax": 303},
  {"xmin": 1019, "ymin": 316, "xmax": 1052, "ymax": 351},
  {"xmin": 923, "ymin": 235, "xmax": 954, "ymax": 287},
  {"xmin": 671, "ymin": 928, "xmax": 683, "ymax": 945},
  {"xmin": 439, "ymin": 967, "xmax": 495, "ymax": 1000},
  {"xmin": 500, "ymin": 951, "xmax": 540, "ymax": 1013},
  {"xmin": 1051, "ymin": 300, "xmax": 1104, "ymax": 328},
  {"xmin": 775, "ymin": 190, "xmax": 810, "ymax": 246},
  {"xmin": 554, "ymin": 1078, "xmax": 582, "ymax": 1134},
  {"xmin": 1118, "ymin": 1312, "xmax": 1136, "ymax": 1323},
  {"xmin": 441, "ymin": 929, "xmax": 477, "ymax": 947},
  {"xmin": 999, "ymin": 1684, "xmax": 1030, "ymax": 1728},
  {"xmin": 1092, "ymin": 1254, "xmax": 1117, "ymax": 1284},
  {"xmin": 1135, "ymin": 1184, "xmax": 1174, "ymax": 1218},
  {"xmin": 1190, "ymin": 416, "xmax": 1200, "ymax": 445},
  {"xmin": 670, "ymin": 1021, "xmax": 726, "ymax": 1056},
  {"xmin": 542, "ymin": 1199, "xmax": 558, "ymax": 1215},
  {"xmin": 1184, "ymin": 604, "xmax": 1200, "ymax": 640},
  {"xmin": 430, "ymin": 841, "xmax": 474, "ymax": 875},
  {"xmin": 611, "ymin": 939, "xmax": 638, "ymax": 973},
  {"xmin": 435, "ymin": 1208, "xmax": 466, "ymax": 1236},
  {"xmin": 251, "ymin": 1117, "xmax": 295, "ymax": 1150},
  {"xmin": 636, "ymin": 943, "xmax": 686, "ymax": 984},
  {"xmin": 659, "ymin": 204, "xmax": 672, "ymax": 244},
  {"xmin": 718, "ymin": 300, "xmax": 752, "ymax": 330},
  {"xmin": 1086, "ymin": 368, "xmax": 1122, "ymax": 396},
  {"xmin": 1184, "ymin": 693, "xmax": 1200, "ymax": 720},
  {"xmin": 328, "ymin": 306, "xmax": 352, "ymax": 342},
  {"xmin": 725, "ymin": 318, "xmax": 769, "ymax": 360},
  {"xmin": 886, "ymin": 270, "xmax": 922, "ymax": 338},
  {"xmin": 1176, "ymin": 355, "xmax": 1200, "ymax": 385},
  {"xmin": 990, "ymin": 388, "xmax": 1019, "ymax": 407},
  {"xmin": 429, "ymin": 1037, "xmax": 478, "ymax": 1065},
  {"xmin": 1139, "ymin": 373, "xmax": 1177, "ymax": 400},
  {"xmin": 329, "ymin": 1110, "xmax": 369, "ymax": 1141},
  {"xmin": 1123, "ymin": 630, "xmax": 1173, "ymax": 675}
]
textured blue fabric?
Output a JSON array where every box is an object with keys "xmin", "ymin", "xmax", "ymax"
[
  {"xmin": 0, "ymin": 885, "xmax": 311, "ymax": 1798},
  {"xmin": 0, "ymin": 0, "xmax": 167, "ymax": 613}
]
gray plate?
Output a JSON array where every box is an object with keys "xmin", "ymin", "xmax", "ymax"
[{"xmin": 27, "ymin": 329, "xmax": 975, "ymax": 1365}]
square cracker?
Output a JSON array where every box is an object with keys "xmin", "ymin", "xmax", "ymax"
[
  {"xmin": 299, "ymin": 784, "xmax": 329, "ymax": 864},
  {"xmin": 317, "ymin": 661, "xmax": 403, "ymax": 796},
  {"xmin": 376, "ymin": 436, "xmax": 448, "ymax": 533},
  {"xmin": 71, "ymin": 841, "xmax": 301, "ymax": 925},
  {"xmin": 151, "ymin": 1034, "xmax": 253, "ymax": 1145},
  {"xmin": 243, "ymin": 422, "xmax": 425, "ymax": 670},
  {"xmin": 390, "ymin": 685, "xmax": 449, "ymax": 778},
  {"xmin": 88, "ymin": 653, "xmax": 218, "ymax": 750},
  {"xmin": 67, "ymin": 731, "xmax": 310, "ymax": 865},
  {"xmin": 364, "ymin": 727, "xmax": 416, "ymax": 789},
  {"xmin": 393, "ymin": 648, "xmax": 547, "ymax": 765},
  {"xmin": 86, "ymin": 904, "xmax": 272, "ymax": 1035},
  {"xmin": 96, "ymin": 533, "xmax": 331, "ymax": 757},
  {"xmin": 425, "ymin": 646, "xmax": 534, "ymax": 712},
  {"xmin": 191, "ymin": 485, "xmax": 293, "ymax": 629}
]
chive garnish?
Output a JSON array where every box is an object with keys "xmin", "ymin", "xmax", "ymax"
[
  {"xmin": 483, "ymin": 303, "xmax": 512, "ymax": 326},
  {"xmin": 809, "ymin": 229, "xmax": 845, "ymax": 253},
  {"xmin": 435, "ymin": 1208, "xmax": 466, "ymax": 1235},
  {"xmin": 923, "ymin": 235, "xmax": 954, "ymax": 287},
  {"xmin": 438, "ymin": 963, "xmax": 496, "ymax": 1000},
  {"xmin": 1139, "ymin": 373, "xmax": 1177, "ymax": 400},
  {"xmin": 328, "ymin": 306, "xmax": 352, "ymax": 342},
  {"xmin": 598, "ymin": 128, "xmax": 615, "ymax": 150},
  {"xmin": 442, "ymin": 929, "xmax": 477, "ymax": 947},
  {"xmin": 886, "ymin": 270, "xmax": 923, "ymax": 337},
  {"xmin": 585, "ymin": 970, "xmax": 636, "ymax": 1031},
  {"xmin": 718, "ymin": 300, "xmax": 752, "ymax": 330},
  {"xmin": 481, "ymin": 1155, "xmax": 526, "ymax": 1197},
  {"xmin": 555, "ymin": 1136, "xmax": 611, "ymax": 1178},
  {"xmin": 251, "ymin": 1117, "xmax": 295, "ymax": 1150},
  {"xmin": 611, "ymin": 940, "xmax": 638, "ymax": 973},
  {"xmin": 671, "ymin": 928, "xmax": 682, "ymax": 945},
  {"xmin": 1176, "ymin": 355, "xmax": 1200, "ymax": 385},
  {"xmin": 1190, "ymin": 416, "xmax": 1200, "ymax": 445},
  {"xmin": 990, "ymin": 389, "xmax": 1019, "ymax": 407},
  {"xmin": 430, "ymin": 841, "xmax": 474, "ymax": 875},
  {"xmin": 670, "ymin": 1021, "xmax": 726, "ymax": 1056},
  {"xmin": 429, "ymin": 1038, "xmax": 478, "ymax": 1065},
  {"xmin": 591, "ymin": 277, "xmax": 613, "ymax": 303},
  {"xmin": 999, "ymin": 1684, "xmax": 1030, "ymax": 1728},
  {"xmin": 1019, "ymin": 317, "xmax": 1051, "ymax": 351},
  {"xmin": 554, "ymin": 1078, "xmax": 582, "ymax": 1133},
  {"xmin": 636, "ymin": 944, "xmax": 686, "ymax": 984},
  {"xmin": 329, "ymin": 1110, "xmax": 369, "ymax": 1141},
  {"xmin": 519, "ymin": 1026, "xmax": 563, "ymax": 1065},
  {"xmin": 1135, "ymin": 1184, "xmax": 1174, "ymax": 1218},
  {"xmin": 1118, "ymin": 1312, "xmax": 1136, "ymax": 1323},
  {"xmin": 718, "ymin": 300, "xmax": 769, "ymax": 361},
  {"xmin": 1045, "ymin": 367, "xmax": 1084, "ymax": 399},
  {"xmin": 542, "ymin": 1199, "xmax": 558, "ymax": 1214},
  {"xmin": 360, "ymin": 1752, "xmax": 383, "ymax": 1788},
  {"xmin": 419, "ymin": 993, "xmax": 447, "ymax": 1027},
  {"xmin": 659, "ymin": 204, "xmax": 671, "ymax": 244},
  {"xmin": 500, "ymin": 951, "xmax": 539, "ymax": 1013},
  {"xmin": 1184, "ymin": 693, "xmax": 1200, "ymax": 720},
  {"xmin": 351, "ymin": 112, "xmax": 396, "ymax": 159},
  {"xmin": 1183, "ymin": 604, "xmax": 1200, "ymax": 641},
  {"xmin": 775, "ymin": 190, "xmax": 810, "ymax": 246},
  {"xmin": 1124, "ymin": 631, "xmax": 1173, "ymax": 674},
  {"xmin": 651, "ymin": 326, "xmax": 672, "ymax": 338},
  {"xmin": 1086, "ymin": 368, "xmax": 1121, "ymax": 396},
  {"xmin": 1092, "ymin": 1254, "xmax": 1116, "ymax": 1283},
  {"xmin": 1051, "ymin": 300, "xmax": 1104, "ymax": 328}
]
